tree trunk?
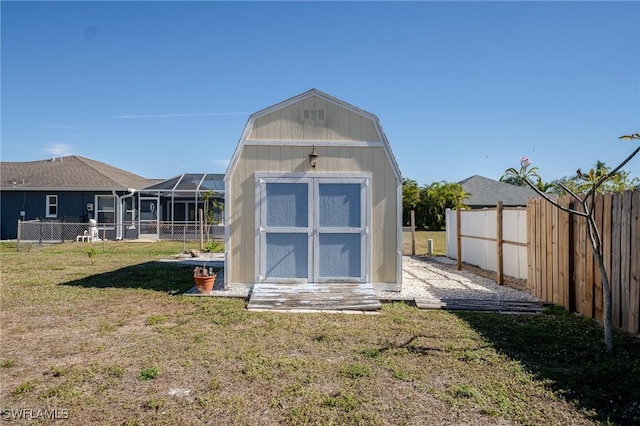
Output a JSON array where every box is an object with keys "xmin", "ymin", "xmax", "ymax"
[
  {"xmin": 597, "ymin": 253, "xmax": 614, "ymax": 353},
  {"xmin": 586, "ymin": 216, "xmax": 614, "ymax": 352}
]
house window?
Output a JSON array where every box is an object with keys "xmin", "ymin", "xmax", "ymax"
[
  {"xmin": 96, "ymin": 195, "xmax": 116, "ymax": 225},
  {"xmin": 303, "ymin": 109, "xmax": 325, "ymax": 122},
  {"xmin": 46, "ymin": 195, "xmax": 58, "ymax": 217}
]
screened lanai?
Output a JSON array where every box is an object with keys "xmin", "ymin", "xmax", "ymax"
[{"xmin": 136, "ymin": 173, "xmax": 225, "ymax": 240}]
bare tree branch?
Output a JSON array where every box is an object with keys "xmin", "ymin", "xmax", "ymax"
[
  {"xmin": 558, "ymin": 182, "xmax": 586, "ymax": 205},
  {"xmin": 592, "ymin": 145, "xmax": 640, "ymax": 194},
  {"xmin": 503, "ymin": 134, "xmax": 639, "ymax": 353},
  {"xmin": 522, "ymin": 178, "xmax": 588, "ymax": 216}
]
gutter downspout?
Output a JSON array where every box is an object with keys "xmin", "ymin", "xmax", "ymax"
[{"xmin": 114, "ymin": 189, "xmax": 136, "ymax": 240}]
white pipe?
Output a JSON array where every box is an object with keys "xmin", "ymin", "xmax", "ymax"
[{"xmin": 114, "ymin": 189, "xmax": 136, "ymax": 240}]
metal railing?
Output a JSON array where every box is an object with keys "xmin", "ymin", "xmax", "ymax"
[{"xmin": 16, "ymin": 220, "xmax": 224, "ymax": 248}]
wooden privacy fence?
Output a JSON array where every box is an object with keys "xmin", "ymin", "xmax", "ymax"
[{"xmin": 528, "ymin": 190, "xmax": 640, "ymax": 335}]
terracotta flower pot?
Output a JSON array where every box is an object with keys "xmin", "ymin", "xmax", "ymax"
[{"xmin": 194, "ymin": 274, "xmax": 216, "ymax": 294}]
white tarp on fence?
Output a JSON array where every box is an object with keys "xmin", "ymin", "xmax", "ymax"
[{"xmin": 445, "ymin": 207, "xmax": 528, "ymax": 279}]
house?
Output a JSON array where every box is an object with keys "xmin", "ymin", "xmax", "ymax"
[
  {"xmin": 0, "ymin": 156, "xmax": 226, "ymax": 241},
  {"xmin": 224, "ymin": 89, "xmax": 403, "ymax": 291},
  {"xmin": 459, "ymin": 175, "xmax": 537, "ymax": 208},
  {"xmin": 0, "ymin": 156, "xmax": 153, "ymax": 240}
]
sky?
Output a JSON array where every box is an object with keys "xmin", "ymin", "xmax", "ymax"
[{"xmin": 1, "ymin": 1, "xmax": 639, "ymax": 186}]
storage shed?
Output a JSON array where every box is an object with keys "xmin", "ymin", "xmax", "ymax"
[{"xmin": 224, "ymin": 89, "xmax": 402, "ymax": 292}]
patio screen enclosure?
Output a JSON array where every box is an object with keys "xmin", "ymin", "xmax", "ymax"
[{"xmin": 138, "ymin": 173, "xmax": 224, "ymax": 240}]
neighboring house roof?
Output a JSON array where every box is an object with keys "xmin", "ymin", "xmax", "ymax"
[
  {"xmin": 0, "ymin": 156, "xmax": 153, "ymax": 191},
  {"xmin": 459, "ymin": 175, "xmax": 538, "ymax": 207}
]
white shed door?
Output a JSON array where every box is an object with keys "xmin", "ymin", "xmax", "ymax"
[{"xmin": 258, "ymin": 177, "xmax": 369, "ymax": 283}]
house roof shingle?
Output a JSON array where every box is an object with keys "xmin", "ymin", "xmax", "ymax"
[
  {"xmin": 0, "ymin": 156, "xmax": 153, "ymax": 191},
  {"xmin": 459, "ymin": 175, "xmax": 538, "ymax": 207}
]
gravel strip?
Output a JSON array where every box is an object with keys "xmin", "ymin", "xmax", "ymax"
[
  {"xmin": 378, "ymin": 255, "xmax": 541, "ymax": 302},
  {"xmin": 166, "ymin": 252, "xmax": 540, "ymax": 303}
]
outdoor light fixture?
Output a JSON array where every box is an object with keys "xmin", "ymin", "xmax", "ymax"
[{"xmin": 308, "ymin": 145, "xmax": 319, "ymax": 168}]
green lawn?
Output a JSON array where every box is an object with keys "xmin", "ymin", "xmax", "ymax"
[
  {"xmin": 402, "ymin": 230, "xmax": 447, "ymax": 256},
  {"xmin": 1, "ymin": 241, "xmax": 639, "ymax": 425}
]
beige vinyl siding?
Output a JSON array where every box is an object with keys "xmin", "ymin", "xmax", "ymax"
[
  {"xmin": 227, "ymin": 145, "xmax": 398, "ymax": 285},
  {"xmin": 248, "ymin": 96, "xmax": 380, "ymax": 142}
]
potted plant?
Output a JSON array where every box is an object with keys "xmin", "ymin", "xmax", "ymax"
[{"xmin": 193, "ymin": 265, "xmax": 216, "ymax": 294}]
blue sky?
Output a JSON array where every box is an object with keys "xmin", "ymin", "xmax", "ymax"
[{"xmin": 2, "ymin": 1, "xmax": 639, "ymax": 186}]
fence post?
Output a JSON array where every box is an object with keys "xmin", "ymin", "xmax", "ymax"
[
  {"xmin": 456, "ymin": 207, "xmax": 462, "ymax": 270},
  {"xmin": 496, "ymin": 201, "xmax": 504, "ymax": 285},
  {"xmin": 410, "ymin": 210, "xmax": 416, "ymax": 256},
  {"xmin": 16, "ymin": 219, "xmax": 21, "ymax": 252},
  {"xmin": 199, "ymin": 209, "xmax": 204, "ymax": 251}
]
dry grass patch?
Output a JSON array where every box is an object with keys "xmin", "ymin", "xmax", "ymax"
[
  {"xmin": 402, "ymin": 230, "xmax": 446, "ymax": 256},
  {"xmin": 1, "ymin": 242, "xmax": 638, "ymax": 425}
]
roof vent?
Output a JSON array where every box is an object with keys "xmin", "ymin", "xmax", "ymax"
[{"xmin": 303, "ymin": 109, "xmax": 325, "ymax": 122}]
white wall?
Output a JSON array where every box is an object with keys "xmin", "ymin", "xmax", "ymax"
[{"xmin": 446, "ymin": 207, "xmax": 528, "ymax": 279}]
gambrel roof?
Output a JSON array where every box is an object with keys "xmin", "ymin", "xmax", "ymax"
[
  {"xmin": 225, "ymin": 88, "xmax": 402, "ymax": 181},
  {"xmin": 459, "ymin": 175, "xmax": 538, "ymax": 207},
  {"xmin": 0, "ymin": 156, "xmax": 154, "ymax": 191}
]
